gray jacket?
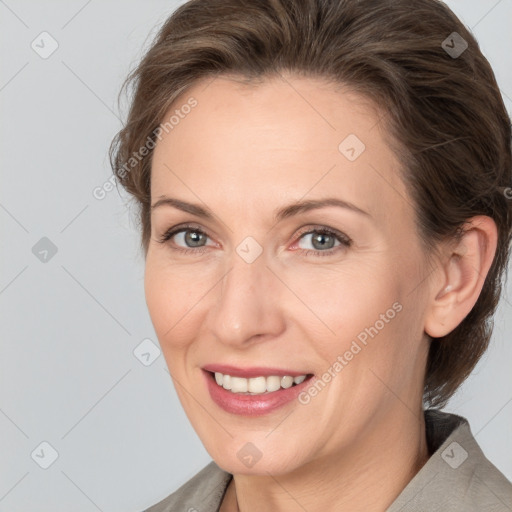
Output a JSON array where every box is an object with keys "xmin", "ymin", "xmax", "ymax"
[{"xmin": 144, "ymin": 410, "xmax": 512, "ymax": 511}]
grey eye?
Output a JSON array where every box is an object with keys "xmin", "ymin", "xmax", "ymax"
[
  {"xmin": 175, "ymin": 229, "xmax": 209, "ymax": 248},
  {"xmin": 298, "ymin": 231, "xmax": 341, "ymax": 251}
]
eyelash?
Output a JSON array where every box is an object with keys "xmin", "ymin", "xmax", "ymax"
[{"xmin": 157, "ymin": 223, "xmax": 352, "ymax": 257}]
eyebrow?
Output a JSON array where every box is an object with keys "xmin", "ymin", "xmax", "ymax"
[{"xmin": 150, "ymin": 196, "xmax": 371, "ymax": 222}]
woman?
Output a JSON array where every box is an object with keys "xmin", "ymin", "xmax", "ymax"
[{"xmin": 110, "ymin": 0, "xmax": 512, "ymax": 510}]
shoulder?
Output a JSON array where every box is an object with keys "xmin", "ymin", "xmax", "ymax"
[
  {"xmin": 143, "ymin": 460, "xmax": 232, "ymax": 512},
  {"xmin": 388, "ymin": 410, "xmax": 512, "ymax": 511},
  {"xmin": 451, "ymin": 416, "xmax": 512, "ymax": 511}
]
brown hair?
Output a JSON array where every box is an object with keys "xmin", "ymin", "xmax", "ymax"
[{"xmin": 109, "ymin": 0, "xmax": 512, "ymax": 407}]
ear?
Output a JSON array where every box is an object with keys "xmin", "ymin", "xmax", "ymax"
[{"xmin": 424, "ymin": 215, "xmax": 498, "ymax": 339}]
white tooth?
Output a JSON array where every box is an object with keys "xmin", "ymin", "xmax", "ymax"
[
  {"xmin": 266, "ymin": 375, "xmax": 281, "ymax": 392},
  {"xmin": 215, "ymin": 373, "xmax": 308, "ymax": 393},
  {"xmin": 281, "ymin": 376, "xmax": 294, "ymax": 389},
  {"xmin": 222, "ymin": 374, "xmax": 232, "ymax": 390},
  {"xmin": 230, "ymin": 376, "xmax": 248, "ymax": 393},
  {"xmin": 248, "ymin": 376, "xmax": 267, "ymax": 393}
]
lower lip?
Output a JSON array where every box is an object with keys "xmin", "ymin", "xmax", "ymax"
[{"xmin": 203, "ymin": 370, "xmax": 314, "ymax": 416}]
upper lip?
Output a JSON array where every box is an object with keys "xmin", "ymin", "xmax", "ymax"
[{"xmin": 202, "ymin": 364, "xmax": 311, "ymax": 378}]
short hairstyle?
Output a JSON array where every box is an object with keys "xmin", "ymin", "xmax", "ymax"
[{"xmin": 109, "ymin": 0, "xmax": 512, "ymax": 407}]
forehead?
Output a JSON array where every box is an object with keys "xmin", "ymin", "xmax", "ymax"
[{"xmin": 150, "ymin": 74, "xmax": 411, "ymax": 228}]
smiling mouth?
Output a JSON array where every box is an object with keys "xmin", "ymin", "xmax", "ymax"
[{"xmin": 207, "ymin": 370, "xmax": 314, "ymax": 395}]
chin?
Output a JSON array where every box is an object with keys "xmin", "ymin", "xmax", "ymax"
[{"xmin": 205, "ymin": 439, "xmax": 309, "ymax": 477}]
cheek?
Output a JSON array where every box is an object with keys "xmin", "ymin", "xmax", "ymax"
[
  {"xmin": 309, "ymin": 267, "xmax": 417, "ymax": 394},
  {"xmin": 144, "ymin": 256, "xmax": 205, "ymax": 349},
  {"xmin": 300, "ymin": 265, "xmax": 399, "ymax": 341}
]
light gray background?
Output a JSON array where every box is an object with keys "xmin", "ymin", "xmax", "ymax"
[{"xmin": 1, "ymin": 1, "xmax": 511, "ymax": 511}]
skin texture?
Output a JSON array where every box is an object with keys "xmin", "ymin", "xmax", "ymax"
[{"xmin": 144, "ymin": 74, "xmax": 497, "ymax": 511}]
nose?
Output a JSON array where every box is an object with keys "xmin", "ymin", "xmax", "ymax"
[{"xmin": 206, "ymin": 248, "xmax": 286, "ymax": 349}]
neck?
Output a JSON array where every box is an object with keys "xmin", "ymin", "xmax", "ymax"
[{"xmin": 222, "ymin": 408, "xmax": 429, "ymax": 512}]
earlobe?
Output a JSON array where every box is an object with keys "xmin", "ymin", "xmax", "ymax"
[{"xmin": 424, "ymin": 216, "xmax": 498, "ymax": 339}]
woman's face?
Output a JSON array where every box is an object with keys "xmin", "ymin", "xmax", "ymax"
[{"xmin": 145, "ymin": 74, "xmax": 433, "ymax": 475}]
